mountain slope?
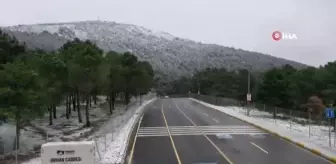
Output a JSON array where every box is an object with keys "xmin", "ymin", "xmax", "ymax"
[{"xmin": 1, "ymin": 20, "xmax": 308, "ymax": 81}]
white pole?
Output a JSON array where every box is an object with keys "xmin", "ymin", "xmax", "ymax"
[
  {"xmin": 104, "ymin": 135, "xmax": 106, "ymax": 152},
  {"xmin": 289, "ymin": 109, "xmax": 292, "ymax": 131},
  {"xmin": 329, "ymin": 119, "xmax": 331, "ymax": 147},
  {"xmin": 15, "ymin": 135, "xmax": 18, "ymax": 164},
  {"xmin": 334, "ymin": 117, "xmax": 336, "ymax": 147}
]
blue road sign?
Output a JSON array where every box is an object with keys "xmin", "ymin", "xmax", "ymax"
[{"xmin": 325, "ymin": 108, "xmax": 335, "ymax": 119}]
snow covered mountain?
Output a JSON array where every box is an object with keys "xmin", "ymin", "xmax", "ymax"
[{"xmin": 2, "ymin": 20, "xmax": 307, "ymax": 81}]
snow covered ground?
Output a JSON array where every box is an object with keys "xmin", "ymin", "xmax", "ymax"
[
  {"xmin": 0, "ymin": 123, "xmax": 46, "ymax": 156},
  {"xmin": 20, "ymin": 94, "xmax": 156, "ymax": 164},
  {"xmin": 97, "ymin": 98, "xmax": 156, "ymax": 164},
  {"xmin": 190, "ymin": 98, "xmax": 336, "ymax": 161},
  {"xmin": 0, "ymin": 96, "xmax": 110, "ymax": 157}
]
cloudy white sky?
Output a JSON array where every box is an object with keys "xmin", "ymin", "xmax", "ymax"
[{"xmin": 0, "ymin": 0, "xmax": 335, "ymax": 66}]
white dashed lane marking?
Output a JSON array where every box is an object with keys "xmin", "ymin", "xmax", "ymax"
[{"xmin": 212, "ymin": 118, "xmax": 219, "ymax": 123}]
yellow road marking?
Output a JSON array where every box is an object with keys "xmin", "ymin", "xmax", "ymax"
[
  {"xmin": 250, "ymin": 142, "xmax": 268, "ymax": 154},
  {"xmin": 128, "ymin": 115, "xmax": 144, "ymax": 164},
  {"xmin": 174, "ymin": 102, "xmax": 234, "ymax": 164},
  {"xmin": 162, "ymin": 103, "xmax": 182, "ymax": 164},
  {"xmin": 279, "ymin": 138, "xmax": 334, "ymax": 163}
]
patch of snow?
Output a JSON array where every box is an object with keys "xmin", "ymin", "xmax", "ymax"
[
  {"xmin": 31, "ymin": 96, "xmax": 109, "ymax": 142},
  {"xmin": 0, "ymin": 123, "xmax": 44, "ymax": 155},
  {"xmin": 1, "ymin": 96, "xmax": 108, "ymax": 161},
  {"xmin": 62, "ymin": 128, "xmax": 93, "ymax": 139},
  {"xmin": 98, "ymin": 98, "xmax": 156, "ymax": 164},
  {"xmin": 21, "ymin": 94, "xmax": 156, "ymax": 164},
  {"xmin": 0, "ymin": 123, "xmax": 15, "ymax": 152},
  {"xmin": 21, "ymin": 157, "xmax": 41, "ymax": 164},
  {"xmin": 152, "ymin": 30, "xmax": 175, "ymax": 40},
  {"xmin": 190, "ymin": 98, "xmax": 336, "ymax": 160}
]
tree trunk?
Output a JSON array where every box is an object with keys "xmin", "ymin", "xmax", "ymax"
[
  {"xmin": 109, "ymin": 93, "xmax": 116, "ymax": 114},
  {"xmin": 15, "ymin": 114, "xmax": 20, "ymax": 150},
  {"xmin": 65, "ymin": 96, "xmax": 69, "ymax": 119},
  {"xmin": 111, "ymin": 93, "xmax": 115, "ymax": 112},
  {"xmin": 85, "ymin": 96, "xmax": 91, "ymax": 127},
  {"xmin": 125, "ymin": 91, "xmax": 130, "ymax": 105},
  {"xmin": 89, "ymin": 96, "xmax": 92, "ymax": 107},
  {"xmin": 273, "ymin": 107, "xmax": 277, "ymax": 119},
  {"xmin": 49, "ymin": 106, "xmax": 53, "ymax": 125},
  {"xmin": 53, "ymin": 105, "xmax": 56, "ymax": 119},
  {"xmin": 119, "ymin": 92, "xmax": 123, "ymax": 102},
  {"xmin": 72, "ymin": 92, "xmax": 76, "ymax": 111},
  {"xmin": 81, "ymin": 95, "xmax": 85, "ymax": 103},
  {"xmin": 76, "ymin": 87, "xmax": 82, "ymax": 123},
  {"xmin": 108, "ymin": 96, "xmax": 112, "ymax": 114},
  {"xmin": 68, "ymin": 95, "xmax": 72, "ymax": 114},
  {"xmin": 94, "ymin": 95, "xmax": 97, "ymax": 105}
]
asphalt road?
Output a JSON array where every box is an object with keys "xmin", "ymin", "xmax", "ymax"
[{"xmin": 128, "ymin": 98, "xmax": 333, "ymax": 164}]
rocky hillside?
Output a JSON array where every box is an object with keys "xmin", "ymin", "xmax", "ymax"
[{"xmin": 1, "ymin": 20, "xmax": 307, "ymax": 81}]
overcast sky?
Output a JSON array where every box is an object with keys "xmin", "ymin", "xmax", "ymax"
[{"xmin": 0, "ymin": 0, "xmax": 335, "ymax": 66}]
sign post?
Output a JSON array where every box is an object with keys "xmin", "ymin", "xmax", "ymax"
[
  {"xmin": 41, "ymin": 141, "xmax": 95, "ymax": 164},
  {"xmin": 246, "ymin": 93, "xmax": 251, "ymax": 102},
  {"xmin": 325, "ymin": 108, "xmax": 335, "ymax": 147},
  {"xmin": 246, "ymin": 93, "xmax": 251, "ymax": 116}
]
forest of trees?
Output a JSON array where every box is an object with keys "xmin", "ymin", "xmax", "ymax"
[
  {"xmin": 1, "ymin": 25, "xmax": 335, "ymax": 149},
  {"xmin": 168, "ymin": 62, "xmax": 336, "ymax": 115},
  {"xmin": 0, "ymin": 29, "xmax": 154, "ymax": 149}
]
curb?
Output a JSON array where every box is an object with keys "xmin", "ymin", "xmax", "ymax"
[
  {"xmin": 120, "ymin": 98, "xmax": 156, "ymax": 164},
  {"xmin": 189, "ymin": 98, "xmax": 336, "ymax": 164}
]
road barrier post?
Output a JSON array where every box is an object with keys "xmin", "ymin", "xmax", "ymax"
[
  {"xmin": 274, "ymin": 107, "xmax": 277, "ymax": 124},
  {"xmin": 15, "ymin": 135, "xmax": 18, "ymax": 164},
  {"xmin": 334, "ymin": 119, "xmax": 336, "ymax": 147},
  {"xmin": 0, "ymin": 137, "xmax": 3, "ymax": 158},
  {"xmin": 94, "ymin": 136, "xmax": 101, "ymax": 160},
  {"xmin": 329, "ymin": 119, "xmax": 332, "ymax": 147},
  {"xmin": 289, "ymin": 109, "xmax": 292, "ymax": 131},
  {"xmin": 308, "ymin": 120, "xmax": 311, "ymax": 138},
  {"xmin": 104, "ymin": 134, "xmax": 107, "ymax": 152}
]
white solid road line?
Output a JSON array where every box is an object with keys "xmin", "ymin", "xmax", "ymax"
[
  {"xmin": 128, "ymin": 115, "xmax": 144, "ymax": 164},
  {"xmin": 212, "ymin": 118, "xmax": 219, "ymax": 123},
  {"xmin": 203, "ymin": 113, "xmax": 209, "ymax": 116},
  {"xmin": 250, "ymin": 142, "xmax": 268, "ymax": 154}
]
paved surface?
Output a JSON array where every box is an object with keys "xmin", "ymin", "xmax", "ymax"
[{"xmin": 129, "ymin": 98, "xmax": 332, "ymax": 164}]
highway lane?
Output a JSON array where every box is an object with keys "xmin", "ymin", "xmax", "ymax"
[
  {"xmin": 174, "ymin": 98, "xmax": 332, "ymax": 164},
  {"xmin": 128, "ymin": 98, "xmax": 333, "ymax": 164},
  {"xmin": 130, "ymin": 99, "xmax": 178, "ymax": 164},
  {"xmin": 162, "ymin": 99, "xmax": 232, "ymax": 164}
]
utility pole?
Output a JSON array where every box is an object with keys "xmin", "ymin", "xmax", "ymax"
[
  {"xmin": 248, "ymin": 68, "xmax": 250, "ymax": 94},
  {"xmin": 245, "ymin": 62, "xmax": 252, "ymax": 116},
  {"xmin": 197, "ymin": 61, "xmax": 201, "ymax": 95}
]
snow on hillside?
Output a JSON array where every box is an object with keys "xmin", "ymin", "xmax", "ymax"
[
  {"xmin": 8, "ymin": 21, "xmax": 174, "ymax": 41},
  {"xmin": 2, "ymin": 20, "xmax": 308, "ymax": 81}
]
